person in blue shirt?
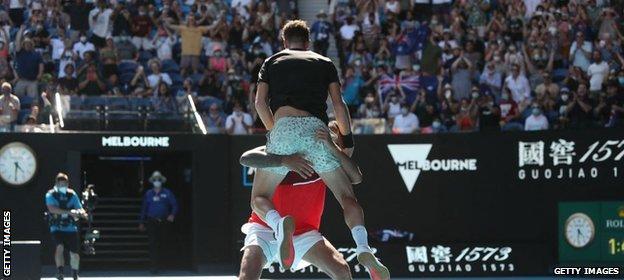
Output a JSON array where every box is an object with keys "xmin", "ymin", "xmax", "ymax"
[
  {"xmin": 45, "ymin": 173, "xmax": 87, "ymax": 280},
  {"xmin": 138, "ymin": 170, "xmax": 178, "ymax": 274},
  {"xmin": 310, "ymin": 10, "xmax": 332, "ymax": 56}
]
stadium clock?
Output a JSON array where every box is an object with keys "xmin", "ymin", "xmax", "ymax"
[
  {"xmin": 564, "ymin": 213, "xmax": 595, "ymax": 248},
  {"xmin": 0, "ymin": 142, "xmax": 37, "ymax": 186}
]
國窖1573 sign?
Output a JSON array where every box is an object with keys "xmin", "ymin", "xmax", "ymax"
[
  {"xmin": 517, "ymin": 139, "xmax": 624, "ymax": 180},
  {"xmin": 101, "ymin": 136, "xmax": 170, "ymax": 148}
]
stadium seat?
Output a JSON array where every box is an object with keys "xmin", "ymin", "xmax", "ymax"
[
  {"xmin": 106, "ymin": 97, "xmax": 131, "ymax": 110},
  {"xmin": 118, "ymin": 61, "xmax": 138, "ymax": 74},
  {"xmin": 82, "ymin": 96, "xmax": 106, "ymax": 110},
  {"xmin": 161, "ymin": 59, "xmax": 180, "ymax": 73},
  {"xmin": 170, "ymin": 72, "xmax": 184, "ymax": 86},
  {"xmin": 70, "ymin": 96, "xmax": 83, "ymax": 110}
]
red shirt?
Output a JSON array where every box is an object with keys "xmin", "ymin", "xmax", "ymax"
[{"xmin": 249, "ymin": 172, "xmax": 326, "ymax": 235}]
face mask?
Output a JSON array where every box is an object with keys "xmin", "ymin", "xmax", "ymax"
[
  {"xmin": 561, "ymin": 94, "xmax": 569, "ymax": 101},
  {"xmin": 533, "ymin": 54, "xmax": 541, "ymax": 61},
  {"xmin": 80, "ymin": 36, "xmax": 87, "ymax": 43},
  {"xmin": 365, "ymin": 97, "xmax": 375, "ymax": 103},
  {"xmin": 153, "ymin": 181, "xmax": 162, "ymax": 188},
  {"xmin": 432, "ymin": 121, "xmax": 441, "ymax": 128},
  {"xmin": 493, "ymin": 56, "xmax": 501, "ymax": 62},
  {"xmin": 532, "ymin": 108, "xmax": 540, "ymax": 116},
  {"xmin": 471, "ymin": 92, "xmax": 479, "ymax": 99},
  {"xmin": 431, "ymin": 20, "xmax": 438, "ymax": 25},
  {"xmin": 548, "ymin": 27, "xmax": 557, "ymax": 35},
  {"xmin": 139, "ymin": 11, "xmax": 147, "ymax": 16},
  {"xmin": 390, "ymin": 97, "xmax": 398, "ymax": 103},
  {"xmin": 401, "ymin": 108, "xmax": 409, "ymax": 115},
  {"xmin": 618, "ymin": 77, "xmax": 624, "ymax": 85},
  {"xmin": 57, "ymin": 184, "xmax": 68, "ymax": 193},
  {"xmin": 488, "ymin": 101, "xmax": 494, "ymax": 107},
  {"xmin": 501, "ymin": 93, "xmax": 509, "ymax": 100},
  {"xmin": 444, "ymin": 90, "xmax": 452, "ymax": 99},
  {"xmin": 214, "ymin": 52, "xmax": 222, "ymax": 57}
]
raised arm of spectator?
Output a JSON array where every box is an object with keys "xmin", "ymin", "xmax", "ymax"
[
  {"xmin": 0, "ymin": 28, "xmax": 8, "ymax": 52},
  {"xmin": 164, "ymin": 19, "xmax": 181, "ymax": 33},
  {"xmin": 545, "ymin": 48, "xmax": 555, "ymax": 72},
  {"xmin": 15, "ymin": 25, "xmax": 25, "ymax": 52},
  {"xmin": 521, "ymin": 45, "xmax": 536, "ymax": 74}
]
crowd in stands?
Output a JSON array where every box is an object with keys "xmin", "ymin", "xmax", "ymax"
[{"xmin": 0, "ymin": 0, "xmax": 623, "ymax": 134}]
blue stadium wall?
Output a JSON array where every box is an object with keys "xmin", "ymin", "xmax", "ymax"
[{"xmin": 2, "ymin": 130, "xmax": 624, "ymax": 278}]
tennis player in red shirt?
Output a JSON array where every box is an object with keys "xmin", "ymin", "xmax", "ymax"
[{"xmin": 238, "ymin": 125, "xmax": 367, "ymax": 280}]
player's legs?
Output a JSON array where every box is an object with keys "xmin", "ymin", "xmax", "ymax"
[
  {"xmin": 318, "ymin": 168, "xmax": 364, "ymax": 228},
  {"xmin": 302, "ymin": 239, "xmax": 352, "ymax": 280},
  {"xmin": 250, "ymin": 170, "xmax": 295, "ymax": 269},
  {"xmin": 318, "ymin": 169, "xmax": 390, "ymax": 280},
  {"xmin": 238, "ymin": 246, "xmax": 267, "ymax": 280}
]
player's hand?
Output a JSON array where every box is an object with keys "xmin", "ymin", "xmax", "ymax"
[
  {"xmin": 280, "ymin": 153, "xmax": 314, "ymax": 178},
  {"xmin": 138, "ymin": 223, "xmax": 146, "ymax": 231}
]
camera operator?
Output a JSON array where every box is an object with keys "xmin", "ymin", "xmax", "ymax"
[
  {"xmin": 139, "ymin": 171, "xmax": 178, "ymax": 274},
  {"xmin": 45, "ymin": 173, "xmax": 87, "ymax": 280}
]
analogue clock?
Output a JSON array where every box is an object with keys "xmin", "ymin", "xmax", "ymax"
[
  {"xmin": 565, "ymin": 213, "xmax": 595, "ymax": 248},
  {"xmin": 0, "ymin": 142, "xmax": 37, "ymax": 186}
]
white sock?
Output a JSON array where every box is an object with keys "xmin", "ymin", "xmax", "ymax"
[
  {"xmin": 265, "ymin": 210, "xmax": 282, "ymax": 232},
  {"xmin": 351, "ymin": 225, "xmax": 370, "ymax": 249}
]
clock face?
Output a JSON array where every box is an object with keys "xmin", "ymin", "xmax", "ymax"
[
  {"xmin": 0, "ymin": 142, "xmax": 37, "ymax": 186},
  {"xmin": 565, "ymin": 213, "xmax": 595, "ymax": 248}
]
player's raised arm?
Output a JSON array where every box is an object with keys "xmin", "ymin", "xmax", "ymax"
[{"xmin": 328, "ymin": 81, "xmax": 354, "ymax": 156}]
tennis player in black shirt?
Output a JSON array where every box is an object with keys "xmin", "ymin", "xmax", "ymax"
[{"xmin": 251, "ymin": 20, "xmax": 389, "ymax": 280}]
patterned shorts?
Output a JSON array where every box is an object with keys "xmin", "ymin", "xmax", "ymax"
[{"xmin": 264, "ymin": 117, "xmax": 340, "ymax": 176}]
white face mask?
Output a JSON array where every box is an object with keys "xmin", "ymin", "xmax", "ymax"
[
  {"xmin": 80, "ymin": 36, "xmax": 87, "ymax": 43},
  {"xmin": 444, "ymin": 90, "xmax": 452, "ymax": 99},
  {"xmin": 153, "ymin": 181, "xmax": 162, "ymax": 188},
  {"xmin": 401, "ymin": 108, "xmax": 409, "ymax": 115}
]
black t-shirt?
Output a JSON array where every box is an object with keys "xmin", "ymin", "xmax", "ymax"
[
  {"xmin": 258, "ymin": 49, "xmax": 340, "ymax": 124},
  {"xmin": 478, "ymin": 105, "xmax": 500, "ymax": 131}
]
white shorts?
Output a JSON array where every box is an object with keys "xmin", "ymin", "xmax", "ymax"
[{"xmin": 241, "ymin": 222, "xmax": 324, "ymax": 270}]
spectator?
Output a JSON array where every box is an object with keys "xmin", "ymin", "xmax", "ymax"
[
  {"xmin": 499, "ymin": 87, "xmax": 523, "ymax": 131},
  {"xmin": 0, "ymin": 82, "xmax": 20, "ymax": 131},
  {"xmin": 78, "ymin": 64, "xmax": 106, "ymax": 96},
  {"xmin": 477, "ymin": 94, "xmax": 500, "ymax": 132},
  {"xmin": 225, "ymin": 102, "xmax": 252, "ymax": 135},
  {"xmin": 152, "ymin": 83, "xmax": 178, "ymax": 113},
  {"xmin": 88, "ymin": 0, "xmax": 114, "ymax": 48},
  {"xmin": 14, "ymin": 28, "xmax": 43, "ymax": 99},
  {"xmin": 73, "ymin": 34, "xmax": 96, "ymax": 60},
  {"xmin": 58, "ymin": 64, "xmax": 78, "ymax": 95},
  {"xmin": 392, "ymin": 103, "xmax": 419, "ymax": 134},
  {"xmin": 587, "ymin": 50, "xmax": 609, "ymax": 95},
  {"xmin": 147, "ymin": 60, "xmax": 173, "ymax": 90},
  {"xmin": 525, "ymin": 104, "xmax": 549, "ymax": 131},
  {"xmin": 311, "ymin": 10, "xmax": 332, "ymax": 56},
  {"xmin": 204, "ymin": 103, "xmax": 226, "ymax": 134},
  {"xmin": 569, "ymin": 32, "xmax": 593, "ymax": 72},
  {"xmin": 64, "ymin": 0, "xmax": 91, "ymax": 41},
  {"xmin": 166, "ymin": 14, "xmax": 210, "ymax": 76},
  {"xmin": 131, "ymin": 5, "xmax": 155, "ymax": 51},
  {"xmin": 357, "ymin": 92, "xmax": 381, "ymax": 119},
  {"xmin": 343, "ymin": 67, "xmax": 365, "ymax": 112},
  {"xmin": 564, "ymin": 83, "xmax": 595, "ymax": 128},
  {"xmin": 504, "ymin": 64, "xmax": 531, "ymax": 111}
]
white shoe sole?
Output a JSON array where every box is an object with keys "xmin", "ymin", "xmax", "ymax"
[
  {"xmin": 276, "ymin": 216, "xmax": 295, "ymax": 269},
  {"xmin": 358, "ymin": 251, "xmax": 390, "ymax": 280}
]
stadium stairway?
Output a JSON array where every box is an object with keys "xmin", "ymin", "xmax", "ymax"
[
  {"xmin": 298, "ymin": 0, "xmax": 341, "ymax": 75},
  {"xmin": 82, "ymin": 197, "xmax": 149, "ymax": 269}
]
